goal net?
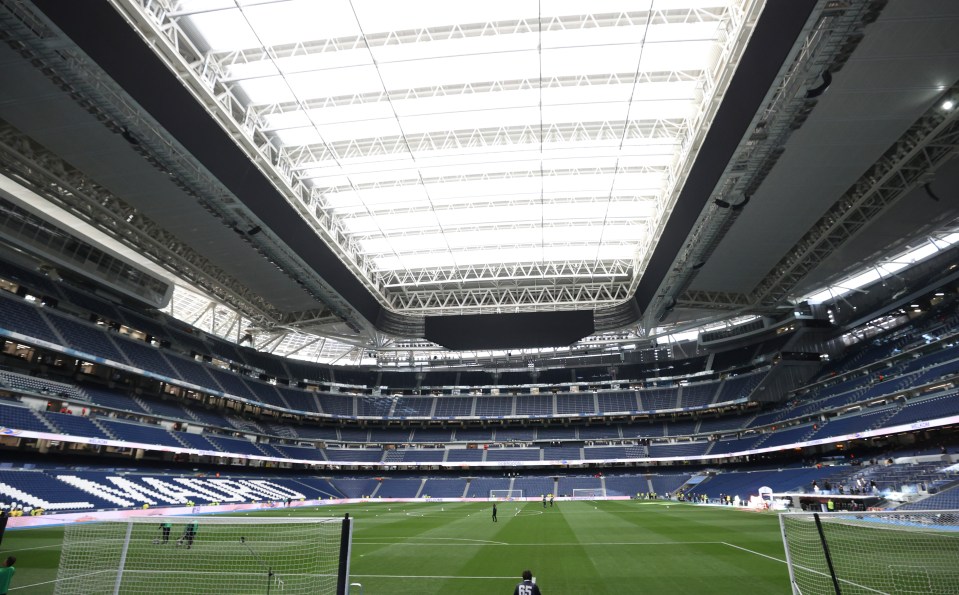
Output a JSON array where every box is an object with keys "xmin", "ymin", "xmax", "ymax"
[
  {"xmin": 779, "ymin": 510, "xmax": 959, "ymax": 595},
  {"xmin": 572, "ymin": 488, "xmax": 606, "ymax": 500},
  {"xmin": 490, "ymin": 489, "xmax": 523, "ymax": 500},
  {"xmin": 54, "ymin": 516, "xmax": 353, "ymax": 595}
]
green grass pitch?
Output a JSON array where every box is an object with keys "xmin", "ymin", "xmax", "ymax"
[{"xmin": 1, "ymin": 501, "xmax": 793, "ymax": 594}]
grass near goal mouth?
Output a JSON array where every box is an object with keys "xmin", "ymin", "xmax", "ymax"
[
  {"xmin": 52, "ymin": 516, "xmax": 349, "ymax": 595},
  {"xmin": 6, "ymin": 501, "xmax": 793, "ymax": 594},
  {"xmin": 780, "ymin": 511, "xmax": 959, "ymax": 595}
]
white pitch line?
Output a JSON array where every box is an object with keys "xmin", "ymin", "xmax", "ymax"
[
  {"xmin": 354, "ymin": 536, "xmax": 508, "ymax": 546},
  {"xmin": 353, "ymin": 540, "xmax": 725, "ymax": 547},
  {"xmin": 351, "ymin": 573, "xmax": 518, "ymax": 580},
  {"xmin": 10, "ymin": 569, "xmax": 113, "ymax": 591},
  {"xmin": 507, "ymin": 540, "xmax": 724, "ymax": 546},
  {"xmin": 720, "ymin": 542, "xmax": 787, "ymax": 564},
  {"xmin": 10, "ymin": 578, "xmax": 61, "ymax": 591},
  {"xmin": 721, "ymin": 542, "xmax": 890, "ymax": 595},
  {"xmin": 0, "ymin": 542, "xmax": 62, "ymax": 553}
]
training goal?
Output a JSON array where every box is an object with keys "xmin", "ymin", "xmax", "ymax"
[
  {"xmin": 571, "ymin": 488, "xmax": 606, "ymax": 500},
  {"xmin": 779, "ymin": 510, "xmax": 959, "ymax": 595},
  {"xmin": 490, "ymin": 489, "xmax": 523, "ymax": 500},
  {"xmin": 54, "ymin": 516, "xmax": 353, "ymax": 595}
]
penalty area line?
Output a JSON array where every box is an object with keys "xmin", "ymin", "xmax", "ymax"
[
  {"xmin": 11, "ymin": 569, "xmax": 114, "ymax": 591},
  {"xmin": 720, "ymin": 542, "xmax": 786, "ymax": 564},
  {"xmin": 0, "ymin": 542, "xmax": 63, "ymax": 553},
  {"xmin": 721, "ymin": 542, "xmax": 890, "ymax": 595},
  {"xmin": 353, "ymin": 540, "xmax": 725, "ymax": 547},
  {"xmin": 352, "ymin": 573, "xmax": 517, "ymax": 580},
  {"xmin": 354, "ymin": 536, "xmax": 508, "ymax": 546}
]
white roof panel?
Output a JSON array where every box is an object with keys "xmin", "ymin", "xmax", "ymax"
[{"xmin": 169, "ymin": 0, "xmax": 755, "ymax": 313}]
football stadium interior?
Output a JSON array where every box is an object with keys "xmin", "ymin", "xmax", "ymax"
[{"xmin": 1, "ymin": 0, "xmax": 958, "ymax": 593}]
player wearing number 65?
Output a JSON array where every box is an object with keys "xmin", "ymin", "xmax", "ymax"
[{"xmin": 513, "ymin": 569, "xmax": 541, "ymax": 595}]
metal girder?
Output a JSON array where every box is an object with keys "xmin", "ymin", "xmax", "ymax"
[
  {"xmin": 387, "ymin": 281, "xmax": 632, "ymax": 314},
  {"xmin": 275, "ymin": 334, "xmax": 325, "ymax": 359},
  {"xmin": 217, "ymin": 308, "xmax": 244, "ymax": 339},
  {"xmin": 350, "ymin": 218, "xmax": 644, "ymax": 242},
  {"xmin": 752, "ymin": 92, "xmax": 959, "ymax": 307},
  {"xmin": 187, "ymin": 301, "xmax": 216, "ymax": 327},
  {"xmin": 681, "ymin": 97, "xmax": 959, "ymax": 313},
  {"xmin": 108, "ymin": 0, "xmax": 392, "ymax": 326},
  {"xmin": 624, "ymin": 1, "xmax": 758, "ymax": 310},
  {"xmin": 251, "ymin": 71, "xmax": 704, "ymax": 122},
  {"xmin": 317, "ymin": 164, "xmax": 666, "ymax": 189},
  {"xmin": 203, "ymin": 8, "xmax": 726, "ymax": 73},
  {"xmin": 3, "ymin": 0, "xmax": 387, "ymax": 336},
  {"xmin": 331, "ymin": 191, "xmax": 661, "ymax": 220},
  {"xmin": 677, "ymin": 290, "xmax": 753, "ymax": 310},
  {"xmin": 374, "ymin": 241, "xmax": 634, "ymax": 263},
  {"xmin": 277, "ymin": 308, "xmax": 336, "ymax": 327},
  {"xmin": 285, "ymin": 119, "xmax": 688, "ymax": 166},
  {"xmin": 0, "ymin": 122, "xmax": 283, "ymax": 324},
  {"xmin": 315, "ymin": 165, "xmax": 665, "ymax": 197},
  {"xmin": 380, "ymin": 259, "xmax": 633, "ymax": 289},
  {"xmin": 651, "ymin": 1, "xmax": 881, "ymax": 322},
  {"xmin": 252, "ymin": 330, "xmax": 288, "ymax": 354}
]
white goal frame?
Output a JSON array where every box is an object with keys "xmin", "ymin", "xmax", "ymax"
[
  {"xmin": 54, "ymin": 516, "xmax": 353, "ymax": 595},
  {"xmin": 572, "ymin": 488, "xmax": 606, "ymax": 499},
  {"xmin": 779, "ymin": 510, "xmax": 959, "ymax": 595},
  {"xmin": 489, "ymin": 489, "xmax": 523, "ymax": 500}
]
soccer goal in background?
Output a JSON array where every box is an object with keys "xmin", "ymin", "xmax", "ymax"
[
  {"xmin": 489, "ymin": 489, "xmax": 523, "ymax": 500},
  {"xmin": 779, "ymin": 510, "xmax": 959, "ymax": 595},
  {"xmin": 54, "ymin": 516, "xmax": 353, "ymax": 595},
  {"xmin": 571, "ymin": 488, "xmax": 606, "ymax": 500}
]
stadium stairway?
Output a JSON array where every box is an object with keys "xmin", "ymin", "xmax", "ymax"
[
  {"xmin": 674, "ymin": 474, "xmax": 706, "ymax": 496},
  {"xmin": 413, "ymin": 479, "xmax": 427, "ymax": 498},
  {"xmin": 37, "ymin": 410, "xmax": 58, "ymax": 433},
  {"xmin": 131, "ymin": 395, "xmax": 152, "ymax": 415}
]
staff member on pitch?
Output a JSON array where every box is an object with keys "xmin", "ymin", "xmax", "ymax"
[{"xmin": 513, "ymin": 569, "xmax": 541, "ymax": 595}]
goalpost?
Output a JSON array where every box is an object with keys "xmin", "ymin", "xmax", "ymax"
[
  {"xmin": 779, "ymin": 510, "xmax": 959, "ymax": 595},
  {"xmin": 54, "ymin": 516, "xmax": 353, "ymax": 595},
  {"xmin": 571, "ymin": 488, "xmax": 605, "ymax": 500},
  {"xmin": 489, "ymin": 489, "xmax": 523, "ymax": 500}
]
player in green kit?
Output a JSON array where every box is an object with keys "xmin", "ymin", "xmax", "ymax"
[
  {"xmin": 154, "ymin": 521, "xmax": 172, "ymax": 544},
  {"xmin": 0, "ymin": 556, "xmax": 16, "ymax": 595},
  {"xmin": 177, "ymin": 521, "xmax": 198, "ymax": 549}
]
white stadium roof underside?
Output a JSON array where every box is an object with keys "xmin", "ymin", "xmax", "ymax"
[
  {"xmin": 1, "ymin": 0, "xmax": 959, "ymax": 365},
  {"xmin": 169, "ymin": 0, "xmax": 748, "ymax": 313}
]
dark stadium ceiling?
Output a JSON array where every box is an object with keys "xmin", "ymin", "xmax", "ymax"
[{"xmin": 1, "ymin": 0, "xmax": 958, "ymax": 357}]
